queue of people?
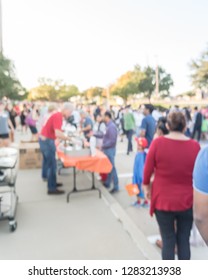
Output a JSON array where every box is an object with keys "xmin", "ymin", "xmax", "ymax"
[{"xmin": 1, "ymin": 98, "xmax": 208, "ymax": 260}]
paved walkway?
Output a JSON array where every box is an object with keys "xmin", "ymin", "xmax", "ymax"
[{"xmin": 0, "ymin": 169, "xmax": 149, "ymax": 259}]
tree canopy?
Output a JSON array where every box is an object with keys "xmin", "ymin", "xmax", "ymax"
[
  {"xmin": 0, "ymin": 53, "xmax": 26, "ymax": 100},
  {"xmin": 0, "ymin": 52, "xmax": 174, "ymax": 103},
  {"xmin": 82, "ymin": 87, "xmax": 104, "ymax": 100},
  {"xmin": 190, "ymin": 46, "xmax": 208, "ymax": 90},
  {"xmin": 28, "ymin": 78, "xmax": 80, "ymax": 101},
  {"xmin": 110, "ymin": 66, "xmax": 145, "ymax": 100},
  {"xmin": 157, "ymin": 67, "xmax": 174, "ymax": 98},
  {"xmin": 110, "ymin": 65, "xmax": 173, "ymax": 101}
]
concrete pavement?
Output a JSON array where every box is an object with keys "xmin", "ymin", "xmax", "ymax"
[{"xmin": 0, "ymin": 168, "xmax": 149, "ymax": 259}]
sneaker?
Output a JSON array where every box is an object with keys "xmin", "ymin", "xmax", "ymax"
[
  {"xmin": 110, "ymin": 188, "xmax": 119, "ymax": 194},
  {"xmin": 0, "ymin": 171, "xmax": 6, "ymax": 182},
  {"xmin": 56, "ymin": 182, "xmax": 63, "ymax": 187},
  {"xmin": 48, "ymin": 189, "xmax": 65, "ymax": 195},
  {"xmin": 132, "ymin": 201, "xmax": 142, "ymax": 208},
  {"xmin": 142, "ymin": 200, "xmax": 150, "ymax": 208},
  {"xmin": 103, "ymin": 183, "xmax": 110, "ymax": 189}
]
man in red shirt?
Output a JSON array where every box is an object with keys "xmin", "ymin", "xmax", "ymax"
[{"xmin": 40, "ymin": 103, "xmax": 74, "ymax": 195}]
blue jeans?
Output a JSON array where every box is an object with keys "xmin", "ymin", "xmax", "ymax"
[
  {"xmin": 103, "ymin": 147, "xmax": 119, "ymax": 190},
  {"xmin": 39, "ymin": 138, "xmax": 57, "ymax": 191},
  {"xmin": 39, "ymin": 138, "xmax": 48, "ymax": 180}
]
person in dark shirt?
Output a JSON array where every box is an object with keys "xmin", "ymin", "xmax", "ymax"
[
  {"xmin": 192, "ymin": 107, "xmax": 203, "ymax": 142},
  {"xmin": 20, "ymin": 104, "xmax": 28, "ymax": 133},
  {"xmin": 102, "ymin": 111, "xmax": 119, "ymax": 194},
  {"xmin": 6, "ymin": 103, "xmax": 17, "ymax": 129},
  {"xmin": 140, "ymin": 104, "xmax": 156, "ymax": 147},
  {"xmin": 93, "ymin": 106, "xmax": 101, "ymax": 120}
]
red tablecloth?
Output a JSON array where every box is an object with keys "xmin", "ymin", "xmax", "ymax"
[{"xmin": 57, "ymin": 147, "xmax": 112, "ymax": 174}]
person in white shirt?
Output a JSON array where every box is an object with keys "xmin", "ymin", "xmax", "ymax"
[
  {"xmin": 133, "ymin": 108, "xmax": 144, "ymax": 136},
  {"xmin": 93, "ymin": 114, "xmax": 106, "ymax": 149}
]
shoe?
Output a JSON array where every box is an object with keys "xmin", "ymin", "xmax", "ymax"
[
  {"xmin": 0, "ymin": 171, "xmax": 6, "ymax": 182},
  {"xmin": 48, "ymin": 189, "xmax": 65, "ymax": 195},
  {"xmin": 142, "ymin": 200, "xmax": 149, "ymax": 208},
  {"xmin": 42, "ymin": 178, "xmax": 47, "ymax": 182},
  {"xmin": 56, "ymin": 182, "xmax": 63, "ymax": 187},
  {"xmin": 132, "ymin": 201, "xmax": 142, "ymax": 208},
  {"xmin": 110, "ymin": 188, "xmax": 119, "ymax": 194},
  {"xmin": 103, "ymin": 183, "xmax": 110, "ymax": 189}
]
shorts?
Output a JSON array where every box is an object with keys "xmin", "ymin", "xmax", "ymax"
[
  {"xmin": 29, "ymin": 126, "xmax": 38, "ymax": 134},
  {"xmin": 0, "ymin": 133, "xmax": 9, "ymax": 139}
]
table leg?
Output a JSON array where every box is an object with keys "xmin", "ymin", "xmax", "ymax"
[
  {"xmin": 91, "ymin": 172, "xmax": 101, "ymax": 198},
  {"xmin": 67, "ymin": 167, "xmax": 77, "ymax": 203},
  {"xmin": 66, "ymin": 170, "xmax": 101, "ymax": 203}
]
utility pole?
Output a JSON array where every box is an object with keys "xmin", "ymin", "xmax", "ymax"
[
  {"xmin": 155, "ymin": 55, "xmax": 159, "ymax": 98},
  {"xmin": 0, "ymin": 0, "xmax": 2, "ymax": 53}
]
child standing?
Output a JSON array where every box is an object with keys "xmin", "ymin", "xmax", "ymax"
[{"xmin": 132, "ymin": 137, "xmax": 149, "ymax": 207}]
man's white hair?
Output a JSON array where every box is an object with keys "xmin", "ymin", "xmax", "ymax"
[{"xmin": 62, "ymin": 102, "xmax": 74, "ymax": 112}]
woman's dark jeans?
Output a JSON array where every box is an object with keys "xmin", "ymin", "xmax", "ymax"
[
  {"xmin": 155, "ymin": 208, "xmax": 193, "ymax": 260},
  {"xmin": 126, "ymin": 129, "xmax": 134, "ymax": 154}
]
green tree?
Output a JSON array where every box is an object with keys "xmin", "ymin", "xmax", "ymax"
[
  {"xmin": 29, "ymin": 78, "xmax": 55, "ymax": 101},
  {"xmin": 110, "ymin": 66, "xmax": 144, "ymax": 101},
  {"xmin": 0, "ymin": 53, "xmax": 26, "ymax": 99},
  {"xmin": 190, "ymin": 46, "xmax": 208, "ymax": 89},
  {"xmin": 138, "ymin": 66, "xmax": 173, "ymax": 101},
  {"xmin": 83, "ymin": 87, "xmax": 104, "ymax": 100},
  {"xmin": 138, "ymin": 66, "xmax": 155, "ymax": 101},
  {"xmin": 158, "ymin": 67, "xmax": 174, "ymax": 98},
  {"xmin": 59, "ymin": 84, "xmax": 79, "ymax": 101},
  {"xmin": 28, "ymin": 78, "xmax": 80, "ymax": 101}
]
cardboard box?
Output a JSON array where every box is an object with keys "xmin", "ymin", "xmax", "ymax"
[{"xmin": 19, "ymin": 142, "xmax": 42, "ymax": 169}]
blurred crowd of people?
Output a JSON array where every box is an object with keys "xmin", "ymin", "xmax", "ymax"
[
  {"xmin": 1, "ymin": 100, "xmax": 208, "ymax": 147},
  {"xmin": 1, "ymin": 98, "xmax": 208, "ymax": 259}
]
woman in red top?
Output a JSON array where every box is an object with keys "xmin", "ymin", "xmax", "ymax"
[{"xmin": 143, "ymin": 111, "xmax": 200, "ymax": 260}]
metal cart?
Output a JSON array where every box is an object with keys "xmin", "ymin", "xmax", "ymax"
[{"xmin": 0, "ymin": 148, "xmax": 18, "ymax": 232}]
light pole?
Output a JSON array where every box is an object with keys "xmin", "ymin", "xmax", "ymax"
[
  {"xmin": 0, "ymin": 0, "xmax": 2, "ymax": 53},
  {"xmin": 155, "ymin": 55, "xmax": 159, "ymax": 98}
]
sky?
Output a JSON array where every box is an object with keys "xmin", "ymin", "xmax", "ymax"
[{"xmin": 1, "ymin": 0, "xmax": 208, "ymax": 95}]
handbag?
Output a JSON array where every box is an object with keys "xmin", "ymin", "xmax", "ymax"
[
  {"xmin": 125, "ymin": 183, "xmax": 140, "ymax": 196},
  {"xmin": 25, "ymin": 114, "xmax": 36, "ymax": 127}
]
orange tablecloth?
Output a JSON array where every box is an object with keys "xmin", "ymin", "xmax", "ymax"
[{"xmin": 57, "ymin": 147, "xmax": 112, "ymax": 174}]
